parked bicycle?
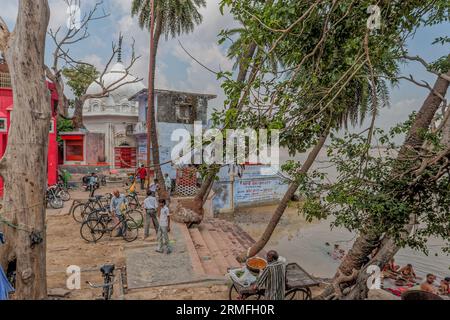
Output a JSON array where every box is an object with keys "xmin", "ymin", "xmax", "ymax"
[
  {"xmin": 86, "ymin": 264, "xmax": 116, "ymax": 300},
  {"xmin": 80, "ymin": 210, "xmax": 139, "ymax": 243},
  {"xmin": 71, "ymin": 194, "xmax": 112, "ymax": 223},
  {"xmin": 55, "ymin": 182, "xmax": 71, "ymax": 202},
  {"xmin": 46, "ymin": 185, "xmax": 63, "ymax": 209}
]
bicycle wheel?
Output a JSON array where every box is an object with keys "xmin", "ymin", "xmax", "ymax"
[
  {"xmin": 126, "ymin": 209, "xmax": 143, "ymax": 228},
  {"xmin": 80, "ymin": 219, "xmax": 105, "ymax": 243},
  {"xmin": 126, "ymin": 195, "xmax": 139, "ymax": 209},
  {"xmin": 122, "ymin": 219, "xmax": 139, "ymax": 242},
  {"xmin": 58, "ymin": 189, "xmax": 71, "ymax": 202},
  {"xmin": 50, "ymin": 197, "xmax": 64, "ymax": 209},
  {"xmin": 228, "ymin": 284, "xmax": 262, "ymax": 300},
  {"xmin": 285, "ymin": 288, "xmax": 311, "ymax": 300},
  {"xmin": 72, "ymin": 203, "xmax": 91, "ymax": 223}
]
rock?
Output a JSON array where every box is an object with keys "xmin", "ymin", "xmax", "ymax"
[
  {"xmin": 48, "ymin": 288, "xmax": 72, "ymax": 298},
  {"xmin": 367, "ymin": 289, "xmax": 399, "ymax": 300}
]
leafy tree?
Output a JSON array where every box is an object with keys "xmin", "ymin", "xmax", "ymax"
[
  {"xmin": 217, "ymin": 0, "xmax": 449, "ymax": 299},
  {"xmin": 62, "ymin": 64, "xmax": 99, "ymax": 129}
]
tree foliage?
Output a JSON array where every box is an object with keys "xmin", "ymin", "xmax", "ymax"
[{"xmin": 62, "ymin": 64, "xmax": 99, "ymax": 98}]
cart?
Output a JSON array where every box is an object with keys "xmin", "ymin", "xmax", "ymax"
[{"xmin": 228, "ymin": 262, "xmax": 320, "ymax": 300}]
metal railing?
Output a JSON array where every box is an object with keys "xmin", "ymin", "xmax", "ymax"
[{"xmin": 0, "ymin": 72, "xmax": 11, "ymax": 88}]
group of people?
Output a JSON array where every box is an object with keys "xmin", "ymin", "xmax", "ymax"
[
  {"xmin": 383, "ymin": 258, "xmax": 450, "ymax": 296},
  {"xmin": 136, "ymin": 165, "xmax": 172, "ymax": 196},
  {"xmin": 110, "ymin": 168, "xmax": 173, "ymax": 254}
]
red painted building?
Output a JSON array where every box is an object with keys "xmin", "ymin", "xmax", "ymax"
[{"xmin": 0, "ymin": 62, "xmax": 59, "ymax": 196}]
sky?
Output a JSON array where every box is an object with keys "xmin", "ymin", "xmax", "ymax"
[{"xmin": 2, "ymin": 0, "xmax": 450, "ymax": 135}]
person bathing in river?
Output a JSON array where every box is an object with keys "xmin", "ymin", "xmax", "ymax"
[
  {"xmin": 420, "ymin": 274, "xmax": 438, "ymax": 294},
  {"xmin": 439, "ymin": 277, "xmax": 450, "ymax": 295},
  {"xmin": 331, "ymin": 244, "xmax": 345, "ymax": 260},
  {"xmin": 398, "ymin": 264, "xmax": 417, "ymax": 282}
]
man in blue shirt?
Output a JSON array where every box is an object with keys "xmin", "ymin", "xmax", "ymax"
[{"xmin": 110, "ymin": 190, "xmax": 128, "ymax": 237}]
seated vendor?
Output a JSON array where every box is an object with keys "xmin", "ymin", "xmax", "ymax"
[
  {"xmin": 420, "ymin": 274, "xmax": 437, "ymax": 294},
  {"xmin": 252, "ymin": 250, "xmax": 286, "ymax": 300}
]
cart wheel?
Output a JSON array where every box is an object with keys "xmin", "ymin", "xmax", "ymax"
[
  {"xmin": 285, "ymin": 288, "xmax": 311, "ymax": 300},
  {"xmin": 228, "ymin": 284, "xmax": 262, "ymax": 300}
]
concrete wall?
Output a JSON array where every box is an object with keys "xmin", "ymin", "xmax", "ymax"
[
  {"xmin": 85, "ymin": 132, "xmax": 105, "ymax": 164},
  {"xmin": 212, "ymin": 165, "xmax": 289, "ymax": 214}
]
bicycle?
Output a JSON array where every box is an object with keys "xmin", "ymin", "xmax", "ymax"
[
  {"xmin": 71, "ymin": 194, "xmax": 112, "ymax": 223},
  {"xmin": 86, "ymin": 264, "xmax": 116, "ymax": 300},
  {"xmin": 80, "ymin": 211, "xmax": 139, "ymax": 243},
  {"xmin": 55, "ymin": 182, "xmax": 71, "ymax": 202},
  {"xmin": 46, "ymin": 185, "xmax": 63, "ymax": 209}
]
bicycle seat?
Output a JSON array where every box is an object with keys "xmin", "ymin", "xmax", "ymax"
[
  {"xmin": 95, "ymin": 195, "xmax": 103, "ymax": 200},
  {"xmin": 88, "ymin": 197, "xmax": 97, "ymax": 202},
  {"xmin": 100, "ymin": 264, "xmax": 115, "ymax": 275}
]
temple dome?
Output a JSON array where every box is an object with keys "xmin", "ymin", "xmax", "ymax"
[
  {"xmin": 86, "ymin": 63, "xmax": 144, "ymax": 104},
  {"xmin": 84, "ymin": 62, "xmax": 145, "ymax": 116}
]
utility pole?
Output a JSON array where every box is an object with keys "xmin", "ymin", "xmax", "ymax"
[{"xmin": 146, "ymin": 0, "xmax": 155, "ymax": 185}]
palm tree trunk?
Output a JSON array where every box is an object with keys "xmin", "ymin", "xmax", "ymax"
[
  {"xmin": 238, "ymin": 131, "xmax": 329, "ymax": 261},
  {"xmin": 318, "ymin": 70, "xmax": 450, "ymax": 300},
  {"xmin": 148, "ymin": 13, "xmax": 167, "ymax": 197}
]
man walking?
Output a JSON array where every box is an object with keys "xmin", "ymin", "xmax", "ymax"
[
  {"xmin": 254, "ymin": 250, "xmax": 286, "ymax": 300},
  {"xmin": 156, "ymin": 199, "xmax": 172, "ymax": 254},
  {"xmin": 137, "ymin": 164, "xmax": 147, "ymax": 190},
  {"xmin": 110, "ymin": 190, "xmax": 128, "ymax": 237},
  {"xmin": 164, "ymin": 173, "xmax": 172, "ymax": 196},
  {"xmin": 143, "ymin": 191, "xmax": 159, "ymax": 239}
]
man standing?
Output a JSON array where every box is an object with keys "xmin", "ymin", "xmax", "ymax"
[
  {"xmin": 164, "ymin": 173, "xmax": 172, "ymax": 196},
  {"xmin": 156, "ymin": 199, "xmax": 172, "ymax": 254},
  {"xmin": 110, "ymin": 190, "xmax": 128, "ymax": 237},
  {"xmin": 149, "ymin": 178, "xmax": 160, "ymax": 197},
  {"xmin": 143, "ymin": 191, "xmax": 159, "ymax": 239},
  {"xmin": 254, "ymin": 250, "xmax": 286, "ymax": 300},
  {"xmin": 137, "ymin": 164, "xmax": 147, "ymax": 190},
  {"xmin": 88, "ymin": 172, "xmax": 98, "ymax": 197}
]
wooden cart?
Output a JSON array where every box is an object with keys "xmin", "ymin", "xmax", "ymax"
[{"xmin": 228, "ymin": 262, "xmax": 321, "ymax": 300}]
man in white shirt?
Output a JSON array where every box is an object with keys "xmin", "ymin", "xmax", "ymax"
[
  {"xmin": 164, "ymin": 173, "xmax": 172, "ymax": 196},
  {"xmin": 156, "ymin": 199, "xmax": 171, "ymax": 254},
  {"xmin": 143, "ymin": 191, "xmax": 159, "ymax": 239}
]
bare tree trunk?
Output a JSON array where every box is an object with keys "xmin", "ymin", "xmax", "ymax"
[
  {"xmin": 238, "ymin": 131, "xmax": 329, "ymax": 261},
  {"xmin": 319, "ymin": 71, "xmax": 450, "ymax": 300},
  {"xmin": 0, "ymin": 0, "xmax": 50, "ymax": 299},
  {"xmin": 72, "ymin": 98, "xmax": 84, "ymax": 130}
]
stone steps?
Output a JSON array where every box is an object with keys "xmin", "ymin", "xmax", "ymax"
[
  {"xmin": 182, "ymin": 218, "xmax": 266, "ymax": 276},
  {"xmin": 188, "ymin": 227, "xmax": 222, "ymax": 276}
]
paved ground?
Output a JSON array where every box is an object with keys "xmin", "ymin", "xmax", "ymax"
[{"xmin": 126, "ymin": 223, "xmax": 202, "ymax": 289}]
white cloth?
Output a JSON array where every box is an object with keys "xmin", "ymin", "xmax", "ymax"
[
  {"xmin": 159, "ymin": 205, "xmax": 170, "ymax": 227},
  {"xmin": 143, "ymin": 196, "xmax": 157, "ymax": 210}
]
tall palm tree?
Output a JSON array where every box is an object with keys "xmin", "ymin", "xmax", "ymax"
[{"xmin": 131, "ymin": 0, "xmax": 206, "ymax": 195}]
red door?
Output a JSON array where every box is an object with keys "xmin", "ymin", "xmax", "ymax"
[{"xmin": 114, "ymin": 147, "xmax": 136, "ymax": 168}]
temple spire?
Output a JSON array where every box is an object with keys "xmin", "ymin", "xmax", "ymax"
[{"xmin": 117, "ymin": 33, "xmax": 123, "ymax": 63}]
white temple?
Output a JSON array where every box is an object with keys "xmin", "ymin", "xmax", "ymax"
[{"xmin": 83, "ymin": 51, "xmax": 145, "ymax": 168}]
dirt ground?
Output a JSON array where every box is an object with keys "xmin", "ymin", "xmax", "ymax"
[{"xmin": 45, "ymin": 186, "xmax": 233, "ymax": 300}]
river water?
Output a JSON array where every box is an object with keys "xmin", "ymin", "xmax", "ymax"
[{"xmin": 229, "ymin": 203, "xmax": 449, "ymax": 281}]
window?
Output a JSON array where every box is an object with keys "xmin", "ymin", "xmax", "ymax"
[
  {"xmin": 65, "ymin": 138, "xmax": 84, "ymax": 161},
  {"xmin": 0, "ymin": 118, "xmax": 7, "ymax": 132},
  {"xmin": 176, "ymin": 105, "xmax": 192, "ymax": 123},
  {"xmin": 49, "ymin": 119, "xmax": 55, "ymax": 133}
]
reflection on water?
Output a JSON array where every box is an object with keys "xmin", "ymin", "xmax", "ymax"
[{"xmin": 229, "ymin": 205, "xmax": 449, "ymax": 280}]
